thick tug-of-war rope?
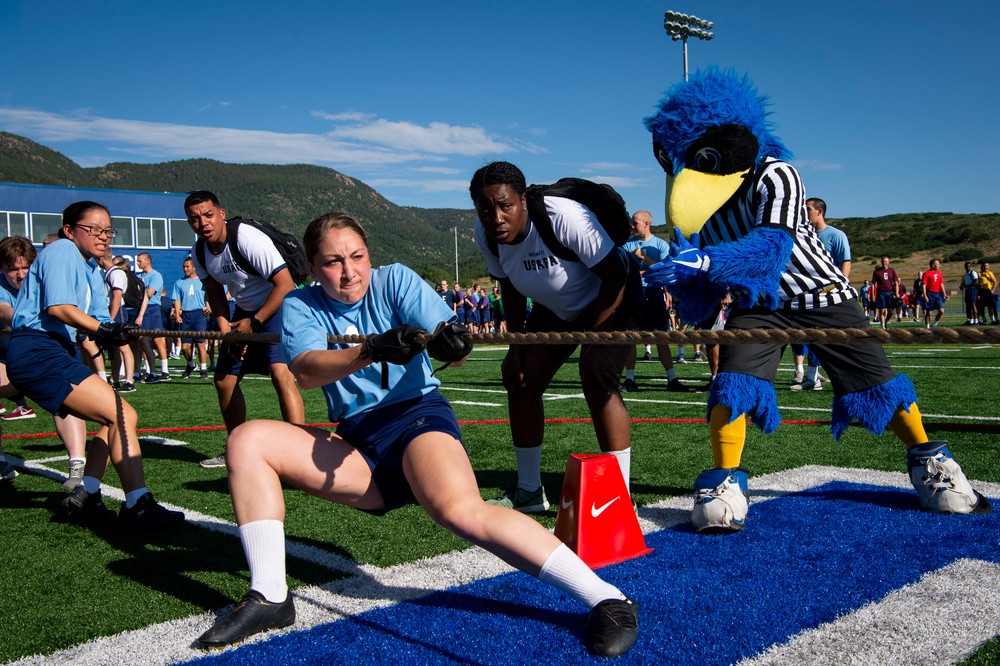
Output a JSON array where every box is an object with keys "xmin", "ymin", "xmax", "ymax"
[{"xmin": 96, "ymin": 326, "xmax": 1000, "ymax": 346}]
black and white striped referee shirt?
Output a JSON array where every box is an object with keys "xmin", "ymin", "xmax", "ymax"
[{"xmin": 699, "ymin": 157, "xmax": 857, "ymax": 310}]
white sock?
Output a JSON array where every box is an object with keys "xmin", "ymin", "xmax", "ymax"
[
  {"xmin": 124, "ymin": 487, "xmax": 148, "ymax": 508},
  {"xmin": 644, "ymin": 345, "xmax": 651, "ymax": 354},
  {"xmin": 608, "ymin": 447, "xmax": 631, "ymax": 493},
  {"xmin": 795, "ymin": 363, "xmax": 804, "ymax": 374},
  {"xmin": 200, "ymin": 363, "xmax": 207, "ymax": 370},
  {"xmin": 514, "ymin": 446, "xmax": 543, "ymax": 492},
  {"xmin": 82, "ymin": 476, "xmax": 101, "ymax": 494},
  {"xmin": 625, "ymin": 369, "xmax": 635, "ymax": 380},
  {"xmin": 161, "ymin": 359, "xmax": 169, "ymax": 373},
  {"xmin": 69, "ymin": 456, "xmax": 86, "ymax": 466},
  {"xmin": 666, "ymin": 368, "xmax": 677, "ymax": 381},
  {"xmin": 97, "ymin": 368, "xmax": 107, "ymax": 381},
  {"xmin": 240, "ymin": 520, "xmax": 288, "ymax": 603},
  {"xmin": 538, "ymin": 544, "xmax": 627, "ymax": 609},
  {"xmin": 805, "ymin": 366, "xmax": 819, "ymax": 382}
]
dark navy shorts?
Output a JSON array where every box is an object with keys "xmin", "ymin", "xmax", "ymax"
[
  {"xmin": 180, "ymin": 310, "xmax": 207, "ymax": 344},
  {"xmin": 143, "ymin": 305, "xmax": 164, "ymax": 331},
  {"xmin": 336, "ymin": 391, "xmax": 464, "ymax": 514},
  {"xmin": 875, "ymin": 291, "xmax": 895, "ymax": 310},
  {"xmin": 925, "ymin": 292, "xmax": 945, "ymax": 311},
  {"xmin": 215, "ymin": 306, "xmax": 287, "ymax": 377},
  {"xmin": 7, "ymin": 330, "xmax": 95, "ymax": 416}
]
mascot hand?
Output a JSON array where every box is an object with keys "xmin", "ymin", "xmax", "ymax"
[{"xmin": 644, "ymin": 228, "xmax": 711, "ymax": 287}]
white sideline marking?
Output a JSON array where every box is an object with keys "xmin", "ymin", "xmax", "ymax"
[
  {"xmin": 735, "ymin": 559, "xmax": 1000, "ymax": 666},
  {"xmin": 450, "ymin": 400, "xmax": 502, "ymax": 407},
  {"xmin": 11, "ymin": 465, "xmax": 999, "ymax": 666}
]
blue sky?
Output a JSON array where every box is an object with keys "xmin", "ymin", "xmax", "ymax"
[{"xmin": 1, "ymin": 0, "xmax": 997, "ymax": 220}]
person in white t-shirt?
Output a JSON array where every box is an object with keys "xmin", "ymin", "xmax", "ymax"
[
  {"xmin": 185, "ymin": 191, "xmax": 305, "ymax": 469},
  {"xmin": 469, "ymin": 161, "xmax": 640, "ymax": 513}
]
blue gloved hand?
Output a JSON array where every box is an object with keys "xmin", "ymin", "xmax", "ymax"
[{"xmin": 644, "ymin": 228, "xmax": 711, "ymax": 288}]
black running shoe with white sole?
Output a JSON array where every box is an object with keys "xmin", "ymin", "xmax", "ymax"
[
  {"xmin": 585, "ymin": 597, "xmax": 639, "ymax": 658},
  {"xmin": 198, "ymin": 590, "xmax": 296, "ymax": 649},
  {"xmin": 117, "ymin": 492, "xmax": 185, "ymax": 529}
]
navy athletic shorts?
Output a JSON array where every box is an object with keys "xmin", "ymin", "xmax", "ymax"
[
  {"xmin": 215, "ymin": 306, "xmax": 287, "ymax": 377},
  {"xmin": 336, "ymin": 391, "xmax": 464, "ymax": 514},
  {"xmin": 180, "ymin": 310, "xmax": 208, "ymax": 344},
  {"xmin": 925, "ymin": 292, "xmax": 945, "ymax": 311},
  {"xmin": 6, "ymin": 330, "xmax": 95, "ymax": 416},
  {"xmin": 875, "ymin": 291, "xmax": 895, "ymax": 310},
  {"xmin": 142, "ymin": 305, "xmax": 164, "ymax": 331}
]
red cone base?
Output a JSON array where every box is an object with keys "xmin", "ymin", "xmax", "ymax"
[{"xmin": 554, "ymin": 453, "xmax": 653, "ymax": 569}]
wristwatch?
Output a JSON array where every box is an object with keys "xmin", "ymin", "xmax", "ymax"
[{"xmin": 250, "ymin": 316, "xmax": 265, "ymax": 333}]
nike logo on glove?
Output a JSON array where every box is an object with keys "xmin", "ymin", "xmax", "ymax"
[{"xmin": 591, "ymin": 496, "xmax": 620, "ymax": 517}]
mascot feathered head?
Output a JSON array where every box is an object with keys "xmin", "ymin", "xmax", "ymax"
[{"xmin": 644, "ymin": 67, "xmax": 792, "ymax": 236}]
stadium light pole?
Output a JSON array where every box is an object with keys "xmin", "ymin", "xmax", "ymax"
[
  {"xmin": 663, "ymin": 11, "xmax": 714, "ymax": 81},
  {"xmin": 454, "ymin": 226, "xmax": 459, "ymax": 284}
]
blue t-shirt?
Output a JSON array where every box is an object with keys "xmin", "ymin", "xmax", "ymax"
[
  {"xmin": 816, "ymin": 226, "xmax": 851, "ymax": 268},
  {"xmin": 0, "ymin": 274, "xmax": 18, "ymax": 349},
  {"xmin": 141, "ymin": 268, "xmax": 164, "ymax": 306},
  {"xmin": 172, "ymin": 277, "xmax": 206, "ymax": 312},
  {"xmin": 280, "ymin": 263, "xmax": 455, "ymax": 421},
  {"xmin": 623, "ymin": 235, "xmax": 671, "ymax": 288},
  {"xmin": 12, "ymin": 239, "xmax": 111, "ymax": 341}
]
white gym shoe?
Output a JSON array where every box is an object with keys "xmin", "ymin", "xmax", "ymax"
[
  {"xmin": 790, "ymin": 376, "xmax": 822, "ymax": 391},
  {"xmin": 691, "ymin": 467, "xmax": 750, "ymax": 533},
  {"xmin": 907, "ymin": 442, "xmax": 991, "ymax": 515},
  {"xmin": 792, "ymin": 371, "xmax": 804, "ymax": 385}
]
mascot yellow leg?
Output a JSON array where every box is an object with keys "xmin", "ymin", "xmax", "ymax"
[
  {"xmin": 888, "ymin": 403, "xmax": 928, "ymax": 447},
  {"xmin": 709, "ymin": 405, "xmax": 745, "ymax": 468}
]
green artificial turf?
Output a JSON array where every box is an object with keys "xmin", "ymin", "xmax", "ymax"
[{"xmin": 1, "ymin": 328, "xmax": 998, "ymax": 662}]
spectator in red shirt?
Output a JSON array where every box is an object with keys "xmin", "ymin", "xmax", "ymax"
[{"xmin": 922, "ymin": 259, "xmax": 948, "ymax": 328}]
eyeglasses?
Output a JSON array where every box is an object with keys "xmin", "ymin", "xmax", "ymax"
[{"xmin": 75, "ymin": 224, "xmax": 118, "ymax": 239}]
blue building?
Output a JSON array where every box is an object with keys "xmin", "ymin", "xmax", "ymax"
[{"xmin": 0, "ymin": 182, "xmax": 196, "ymax": 287}]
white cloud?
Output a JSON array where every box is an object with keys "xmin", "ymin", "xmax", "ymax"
[
  {"xmin": 364, "ymin": 178, "xmax": 470, "ymax": 193},
  {"xmin": 412, "ymin": 166, "xmax": 461, "ymax": 175},
  {"xmin": 794, "ymin": 159, "xmax": 844, "ymax": 172},
  {"xmin": 0, "ymin": 107, "xmax": 541, "ymax": 169},
  {"xmin": 311, "ymin": 110, "xmax": 374, "ymax": 122},
  {"xmin": 584, "ymin": 175, "xmax": 651, "ymax": 188}
]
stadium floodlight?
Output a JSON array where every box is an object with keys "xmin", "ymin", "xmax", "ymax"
[{"xmin": 663, "ymin": 10, "xmax": 715, "ymax": 81}]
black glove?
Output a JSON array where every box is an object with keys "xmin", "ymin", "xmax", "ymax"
[
  {"xmin": 94, "ymin": 321, "xmax": 138, "ymax": 348},
  {"xmin": 426, "ymin": 322, "xmax": 473, "ymax": 363},
  {"xmin": 363, "ymin": 325, "xmax": 426, "ymax": 365}
]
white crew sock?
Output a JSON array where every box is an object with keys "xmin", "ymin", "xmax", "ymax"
[
  {"xmin": 644, "ymin": 345, "xmax": 651, "ymax": 354},
  {"xmin": 161, "ymin": 359, "xmax": 169, "ymax": 373},
  {"xmin": 199, "ymin": 363, "xmax": 207, "ymax": 370},
  {"xmin": 608, "ymin": 447, "xmax": 631, "ymax": 493},
  {"xmin": 240, "ymin": 519, "xmax": 288, "ymax": 603},
  {"xmin": 795, "ymin": 363, "xmax": 804, "ymax": 375},
  {"xmin": 514, "ymin": 446, "xmax": 543, "ymax": 492},
  {"xmin": 539, "ymin": 544, "xmax": 627, "ymax": 609}
]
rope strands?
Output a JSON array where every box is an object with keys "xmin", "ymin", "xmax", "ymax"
[{"xmin": 55, "ymin": 326, "xmax": 1000, "ymax": 347}]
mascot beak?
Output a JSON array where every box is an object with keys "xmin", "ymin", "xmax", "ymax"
[{"xmin": 664, "ymin": 167, "xmax": 752, "ymax": 237}]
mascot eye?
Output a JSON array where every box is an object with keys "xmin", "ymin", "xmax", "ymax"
[
  {"xmin": 652, "ymin": 138, "xmax": 675, "ymax": 176},
  {"xmin": 692, "ymin": 147, "xmax": 722, "ymax": 173}
]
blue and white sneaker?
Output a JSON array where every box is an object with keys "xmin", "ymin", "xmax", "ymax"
[
  {"xmin": 907, "ymin": 441, "xmax": 991, "ymax": 515},
  {"xmin": 692, "ymin": 467, "xmax": 750, "ymax": 533}
]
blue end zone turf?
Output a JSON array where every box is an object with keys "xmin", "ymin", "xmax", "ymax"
[{"xmin": 187, "ymin": 482, "xmax": 999, "ymax": 665}]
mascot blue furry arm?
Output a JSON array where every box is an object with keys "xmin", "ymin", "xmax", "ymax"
[{"xmin": 641, "ymin": 68, "xmax": 796, "ymax": 326}]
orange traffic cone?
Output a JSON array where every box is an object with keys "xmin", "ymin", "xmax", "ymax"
[{"xmin": 554, "ymin": 453, "xmax": 653, "ymax": 569}]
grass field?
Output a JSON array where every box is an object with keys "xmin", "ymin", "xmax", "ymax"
[{"xmin": 1, "ymin": 314, "xmax": 999, "ymax": 665}]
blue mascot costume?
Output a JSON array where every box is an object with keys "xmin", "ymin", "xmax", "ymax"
[{"xmin": 643, "ymin": 68, "xmax": 990, "ymax": 532}]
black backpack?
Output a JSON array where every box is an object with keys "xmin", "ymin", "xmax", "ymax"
[
  {"xmin": 196, "ymin": 216, "xmax": 310, "ymax": 286},
  {"xmin": 108, "ymin": 266, "xmax": 146, "ymax": 309},
  {"xmin": 484, "ymin": 178, "xmax": 632, "ymax": 262}
]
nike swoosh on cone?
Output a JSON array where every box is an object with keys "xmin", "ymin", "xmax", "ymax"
[{"xmin": 591, "ymin": 496, "xmax": 620, "ymax": 517}]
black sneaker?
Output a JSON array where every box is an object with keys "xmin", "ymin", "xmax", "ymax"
[
  {"xmin": 200, "ymin": 369, "xmax": 209, "ymax": 380},
  {"xmin": 60, "ymin": 486, "xmax": 116, "ymax": 524},
  {"xmin": 158, "ymin": 372, "xmax": 171, "ymax": 381},
  {"xmin": 117, "ymin": 492, "xmax": 185, "ymax": 529},
  {"xmin": 198, "ymin": 590, "xmax": 296, "ymax": 649},
  {"xmin": 141, "ymin": 373, "xmax": 160, "ymax": 384},
  {"xmin": 119, "ymin": 381, "xmax": 136, "ymax": 393},
  {"xmin": 621, "ymin": 378, "xmax": 640, "ymax": 393},
  {"xmin": 181, "ymin": 365, "xmax": 195, "ymax": 379},
  {"xmin": 641, "ymin": 351, "xmax": 652, "ymax": 362},
  {"xmin": 585, "ymin": 597, "xmax": 639, "ymax": 658},
  {"xmin": 666, "ymin": 378, "xmax": 690, "ymax": 392}
]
